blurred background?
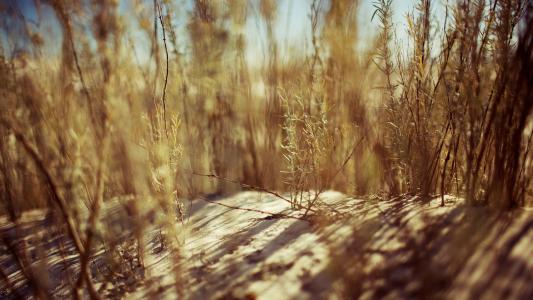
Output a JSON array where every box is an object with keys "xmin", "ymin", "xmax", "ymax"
[{"xmin": 0, "ymin": 0, "xmax": 531, "ymax": 298}]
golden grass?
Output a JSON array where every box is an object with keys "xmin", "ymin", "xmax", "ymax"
[{"xmin": 0, "ymin": 0, "xmax": 531, "ymax": 298}]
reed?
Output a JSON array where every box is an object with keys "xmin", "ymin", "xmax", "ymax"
[{"xmin": 0, "ymin": 0, "xmax": 530, "ymax": 297}]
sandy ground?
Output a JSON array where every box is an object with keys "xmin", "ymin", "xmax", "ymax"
[{"xmin": 1, "ymin": 191, "xmax": 532, "ymax": 299}]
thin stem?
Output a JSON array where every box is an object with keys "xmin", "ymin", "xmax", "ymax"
[{"xmin": 157, "ymin": 0, "xmax": 169, "ymax": 138}]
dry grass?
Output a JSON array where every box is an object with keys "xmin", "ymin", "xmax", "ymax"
[{"xmin": 0, "ymin": 0, "xmax": 531, "ymax": 298}]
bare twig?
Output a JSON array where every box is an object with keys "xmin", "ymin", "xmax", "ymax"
[
  {"xmin": 74, "ymin": 132, "xmax": 107, "ymax": 300},
  {"xmin": 156, "ymin": 0, "xmax": 169, "ymax": 138},
  {"xmin": 198, "ymin": 196, "xmax": 303, "ymax": 220},
  {"xmin": 329, "ymin": 136, "xmax": 365, "ymax": 186},
  {"xmin": 192, "ymin": 172, "xmax": 317, "ymax": 213},
  {"xmin": 50, "ymin": 1, "xmax": 99, "ymax": 132},
  {"xmin": 0, "ymin": 119, "xmax": 85, "ymax": 255},
  {"xmin": 0, "ymin": 119, "xmax": 101, "ymax": 299}
]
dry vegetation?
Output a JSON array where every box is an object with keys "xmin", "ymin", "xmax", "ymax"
[{"xmin": 0, "ymin": 0, "xmax": 531, "ymax": 299}]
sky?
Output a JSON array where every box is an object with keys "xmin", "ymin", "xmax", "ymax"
[
  {"xmin": 244, "ymin": 0, "xmax": 447, "ymax": 66},
  {"xmin": 0, "ymin": 0, "xmax": 447, "ymax": 65}
]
